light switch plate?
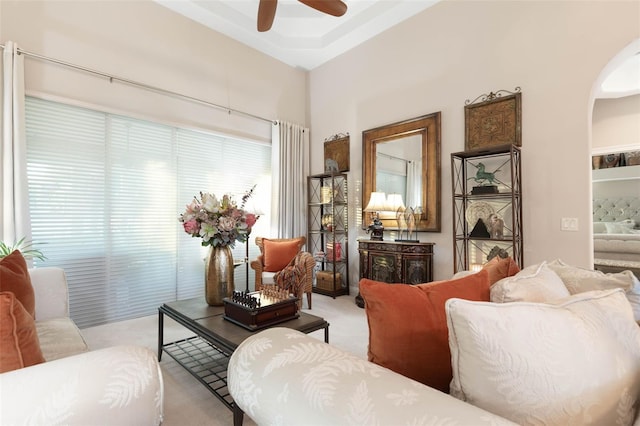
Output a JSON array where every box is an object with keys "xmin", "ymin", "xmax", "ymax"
[{"xmin": 561, "ymin": 217, "xmax": 579, "ymax": 231}]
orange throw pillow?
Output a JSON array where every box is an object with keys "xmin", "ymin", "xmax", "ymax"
[
  {"xmin": 263, "ymin": 239, "xmax": 301, "ymax": 272},
  {"xmin": 360, "ymin": 269, "xmax": 491, "ymax": 393},
  {"xmin": 483, "ymin": 256, "xmax": 520, "ymax": 285},
  {"xmin": 0, "ymin": 250, "xmax": 36, "ymax": 318},
  {"xmin": 0, "ymin": 291, "xmax": 46, "ymax": 373}
]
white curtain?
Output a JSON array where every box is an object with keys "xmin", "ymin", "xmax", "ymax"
[
  {"xmin": 406, "ymin": 159, "xmax": 422, "ymax": 210},
  {"xmin": 271, "ymin": 120, "xmax": 309, "ymax": 239},
  {"xmin": 1, "ymin": 41, "xmax": 31, "ymax": 244}
]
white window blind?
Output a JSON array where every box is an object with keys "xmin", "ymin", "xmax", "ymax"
[
  {"xmin": 175, "ymin": 127, "xmax": 271, "ymax": 301},
  {"xmin": 25, "ymin": 96, "xmax": 271, "ymax": 328}
]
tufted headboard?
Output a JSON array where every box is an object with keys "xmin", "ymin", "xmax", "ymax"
[{"xmin": 593, "ymin": 197, "xmax": 640, "ymax": 227}]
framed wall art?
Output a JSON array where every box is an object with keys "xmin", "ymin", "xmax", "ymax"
[
  {"xmin": 324, "ymin": 134, "xmax": 350, "ymax": 173},
  {"xmin": 465, "ymin": 88, "xmax": 522, "ymax": 151}
]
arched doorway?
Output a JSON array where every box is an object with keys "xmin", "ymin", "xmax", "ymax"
[{"xmin": 589, "ymin": 38, "xmax": 640, "ymax": 275}]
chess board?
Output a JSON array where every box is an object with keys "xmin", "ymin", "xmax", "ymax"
[{"xmin": 223, "ymin": 290, "xmax": 299, "ymax": 331}]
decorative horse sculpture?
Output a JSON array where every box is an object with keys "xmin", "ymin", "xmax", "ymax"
[
  {"xmin": 473, "ymin": 163, "xmax": 498, "ymax": 185},
  {"xmin": 396, "ymin": 207, "xmax": 419, "ymax": 242}
]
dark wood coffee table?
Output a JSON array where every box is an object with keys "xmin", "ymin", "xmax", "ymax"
[{"xmin": 158, "ymin": 297, "xmax": 330, "ymax": 411}]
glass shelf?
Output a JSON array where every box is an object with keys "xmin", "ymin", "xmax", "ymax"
[
  {"xmin": 307, "ymin": 173, "xmax": 349, "ymax": 298},
  {"xmin": 451, "ymin": 144, "xmax": 523, "ymax": 273}
]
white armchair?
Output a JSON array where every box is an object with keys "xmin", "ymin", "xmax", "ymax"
[
  {"xmin": 0, "ymin": 267, "xmax": 164, "ymax": 425},
  {"xmin": 0, "ymin": 345, "xmax": 164, "ymax": 425}
]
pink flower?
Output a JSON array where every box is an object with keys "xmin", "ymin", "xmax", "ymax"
[
  {"xmin": 182, "ymin": 200, "xmax": 200, "ymax": 221},
  {"xmin": 183, "ymin": 219, "xmax": 200, "ymax": 235},
  {"xmin": 218, "ymin": 216, "xmax": 236, "ymax": 232},
  {"xmin": 245, "ymin": 213, "xmax": 257, "ymax": 228},
  {"xmin": 179, "ymin": 186, "xmax": 259, "ymax": 248}
]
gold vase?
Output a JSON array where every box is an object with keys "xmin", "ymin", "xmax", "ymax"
[{"xmin": 204, "ymin": 245, "xmax": 234, "ymax": 306}]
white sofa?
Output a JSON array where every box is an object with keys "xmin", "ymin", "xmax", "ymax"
[
  {"xmin": 228, "ymin": 261, "xmax": 640, "ymax": 426},
  {"xmin": 228, "ymin": 327, "xmax": 515, "ymax": 426},
  {"xmin": 0, "ymin": 267, "xmax": 164, "ymax": 425}
]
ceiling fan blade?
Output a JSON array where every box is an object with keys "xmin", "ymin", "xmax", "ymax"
[
  {"xmin": 298, "ymin": 0, "xmax": 347, "ymax": 17},
  {"xmin": 258, "ymin": 0, "xmax": 278, "ymax": 32}
]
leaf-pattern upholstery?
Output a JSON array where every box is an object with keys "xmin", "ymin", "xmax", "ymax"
[
  {"xmin": 547, "ymin": 258, "xmax": 640, "ymax": 321},
  {"xmin": 490, "ymin": 261, "xmax": 570, "ymax": 303},
  {"xmin": 228, "ymin": 327, "xmax": 516, "ymax": 425},
  {"xmin": 447, "ymin": 289, "xmax": 640, "ymax": 425},
  {"xmin": 0, "ymin": 267, "xmax": 163, "ymax": 425},
  {"xmin": 0, "ymin": 345, "xmax": 163, "ymax": 425}
]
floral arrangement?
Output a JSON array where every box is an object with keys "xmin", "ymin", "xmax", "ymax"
[{"xmin": 179, "ymin": 185, "xmax": 258, "ymax": 248}]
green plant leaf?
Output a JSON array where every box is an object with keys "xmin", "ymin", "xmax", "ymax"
[{"xmin": 0, "ymin": 238, "xmax": 47, "ymax": 261}]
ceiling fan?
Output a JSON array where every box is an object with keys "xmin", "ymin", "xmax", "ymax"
[{"xmin": 257, "ymin": 0, "xmax": 348, "ymax": 32}]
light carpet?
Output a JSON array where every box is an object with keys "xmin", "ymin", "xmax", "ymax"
[{"xmin": 81, "ymin": 293, "xmax": 368, "ymax": 426}]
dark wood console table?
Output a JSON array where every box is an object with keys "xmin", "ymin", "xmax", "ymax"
[{"xmin": 356, "ymin": 239, "xmax": 434, "ymax": 307}]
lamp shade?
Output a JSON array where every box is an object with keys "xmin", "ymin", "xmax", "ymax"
[
  {"xmin": 364, "ymin": 192, "xmax": 387, "ymax": 212},
  {"xmin": 385, "ymin": 193, "xmax": 406, "ymax": 212}
]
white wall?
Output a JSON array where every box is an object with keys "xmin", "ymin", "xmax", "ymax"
[
  {"xmin": 592, "ymin": 95, "xmax": 640, "ymax": 201},
  {"xmin": 309, "ymin": 0, "xmax": 640, "ymax": 286},
  {"xmin": 592, "ymin": 95, "xmax": 640, "ymax": 153},
  {"xmin": 0, "ymin": 0, "xmax": 308, "ymax": 143},
  {"xmin": 3, "ymin": 0, "xmax": 640, "ymax": 293},
  {"xmin": 593, "ymin": 178, "xmax": 640, "ymax": 199}
]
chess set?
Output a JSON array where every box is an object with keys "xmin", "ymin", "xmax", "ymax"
[{"xmin": 222, "ymin": 285, "xmax": 299, "ymax": 331}]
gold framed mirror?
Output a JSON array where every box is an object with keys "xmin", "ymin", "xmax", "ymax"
[{"xmin": 362, "ymin": 113, "xmax": 441, "ymax": 232}]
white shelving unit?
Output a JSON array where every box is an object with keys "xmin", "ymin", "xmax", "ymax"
[{"xmin": 592, "ymin": 164, "xmax": 640, "ymax": 182}]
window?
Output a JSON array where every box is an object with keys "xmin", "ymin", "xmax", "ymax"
[{"xmin": 25, "ymin": 96, "xmax": 271, "ymax": 328}]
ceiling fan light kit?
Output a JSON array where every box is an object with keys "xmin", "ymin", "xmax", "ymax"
[{"xmin": 257, "ymin": 0, "xmax": 348, "ymax": 32}]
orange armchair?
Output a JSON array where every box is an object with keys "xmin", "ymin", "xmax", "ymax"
[{"xmin": 250, "ymin": 236, "xmax": 314, "ymax": 309}]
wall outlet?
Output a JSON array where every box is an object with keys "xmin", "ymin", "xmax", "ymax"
[{"xmin": 561, "ymin": 217, "xmax": 579, "ymax": 231}]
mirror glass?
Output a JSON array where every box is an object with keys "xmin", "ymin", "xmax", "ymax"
[
  {"xmin": 363, "ymin": 113, "xmax": 441, "ymax": 232},
  {"xmin": 375, "ymin": 134, "xmax": 422, "ymax": 212}
]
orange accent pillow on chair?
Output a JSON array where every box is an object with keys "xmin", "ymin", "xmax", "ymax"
[
  {"xmin": 483, "ymin": 256, "xmax": 520, "ymax": 285},
  {"xmin": 360, "ymin": 269, "xmax": 491, "ymax": 394},
  {"xmin": 0, "ymin": 250, "xmax": 36, "ymax": 318},
  {"xmin": 0, "ymin": 291, "xmax": 46, "ymax": 373},
  {"xmin": 263, "ymin": 239, "xmax": 301, "ymax": 272}
]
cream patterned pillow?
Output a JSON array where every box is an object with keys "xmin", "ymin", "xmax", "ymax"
[
  {"xmin": 547, "ymin": 258, "xmax": 640, "ymax": 321},
  {"xmin": 490, "ymin": 261, "xmax": 570, "ymax": 303},
  {"xmin": 446, "ymin": 289, "xmax": 640, "ymax": 426},
  {"xmin": 605, "ymin": 220, "xmax": 637, "ymax": 234},
  {"xmin": 593, "ymin": 221, "xmax": 607, "ymax": 233}
]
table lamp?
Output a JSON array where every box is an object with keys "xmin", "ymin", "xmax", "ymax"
[
  {"xmin": 385, "ymin": 193, "xmax": 406, "ymax": 213},
  {"xmin": 364, "ymin": 191, "xmax": 387, "ymax": 240}
]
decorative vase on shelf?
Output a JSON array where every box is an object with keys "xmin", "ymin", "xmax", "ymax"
[{"xmin": 204, "ymin": 245, "xmax": 234, "ymax": 306}]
